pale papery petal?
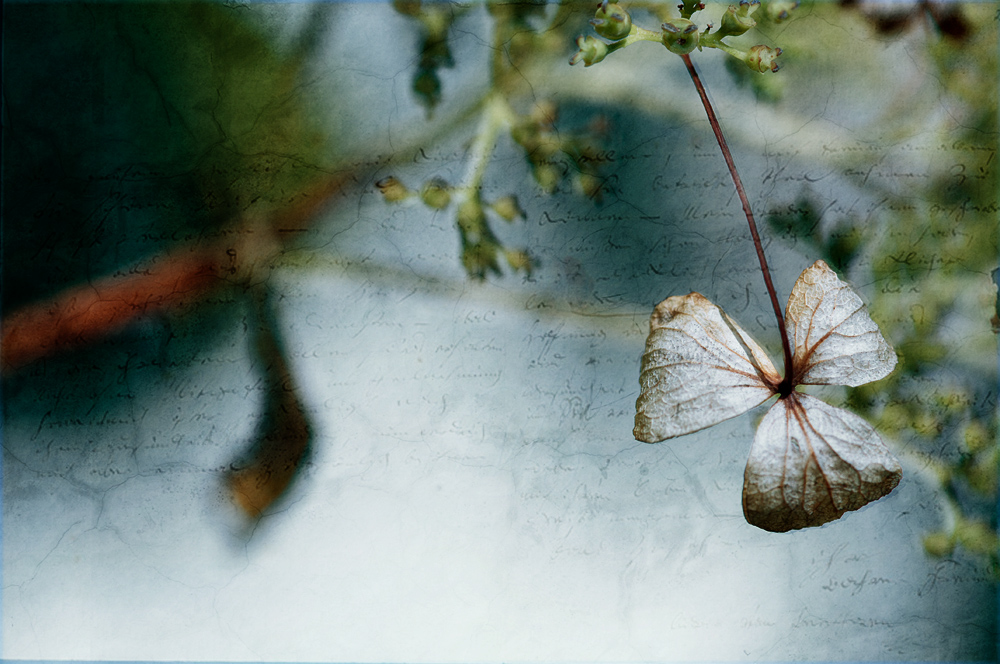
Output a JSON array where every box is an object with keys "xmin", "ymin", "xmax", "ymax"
[
  {"xmin": 634, "ymin": 292, "xmax": 781, "ymax": 442},
  {"xmin": 785, "ymin": 260, "xmax": 896, "ymax": 387},
  {"xmin": 742, "ymin": 393, "xmax": 902, "ymax": 532}
]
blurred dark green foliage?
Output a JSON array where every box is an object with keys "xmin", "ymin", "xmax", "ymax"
[{"xmin": 2, "ymin": 2, "xmax": 330, "ymax": 309}]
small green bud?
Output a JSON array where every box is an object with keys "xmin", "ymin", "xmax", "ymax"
[
  {"xmin": 962, "ymin": 421, "xmax": 990, "ymax": 454},
  {"xmin": 966, "ymin": 453, "xmax": 998, "ymax": 495},
  {"xmin": 504, "ymin": 248, "xmax": 533, "ymax": 274},
  {"xmin": 717, "ymin": 1, "xmax": 757, "ymax": 37},
  {"xmin": 765, "ymin": 0, "xmax": 799, "ymax": 22},
  {"xmin": 376, "ymin": 176, "xmax": 410, "ymax": 203},
  {"xmin": 922, "ymin": 532, "xmax": 954, "ymax": 558},
  {"xmin": 420, "ymin": 7, "xmax": 452, "ymax": 40},
  {"xmin": 746, "ymin": 44, "xmax": 782, "ymax": 72},
  {"xmin": 533, "ymin": 163, "xmax": 561, "ymax": 192},
  {"xmin": 490, "ymin": 195, "xmax": 524, "ymax": 222},
  {"xmin": 591, "ymin": 2, "xmax": 632, "ymax": 41},
  {"xmin": 570, "ymin": 35, "xmax": 610, "ymax": 67},
  {"xmin": 912, "ymin": 409, "xmax": 941, "ymax": 437},
  {"xmin": 577, "ymin": 173, "xmax": 603, "ymax": 199},
  {"xmin": 661, "ymin": 19, "xmax": 701, "ymax": 55},
  {"xmin": 420, "ymin": 179, "xmax": 451, "ymax": 209}
]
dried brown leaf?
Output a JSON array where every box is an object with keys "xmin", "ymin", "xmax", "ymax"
[
  {"xmin": 742, "ymin": 393, "xmax": 902, "ymax": 532},
  {"xmin": 785, "ymin": 260, "xmax": 897, "ymax": 387}
]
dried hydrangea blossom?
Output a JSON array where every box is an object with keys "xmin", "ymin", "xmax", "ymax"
[{"xmin": 634, "ymin": 260, "xmax": 901, "ymax": 532}]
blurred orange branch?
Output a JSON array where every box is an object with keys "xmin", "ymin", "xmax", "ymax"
[{"xmin": 1, "ymin": 171, "xmax": 350, "ymax": 374}]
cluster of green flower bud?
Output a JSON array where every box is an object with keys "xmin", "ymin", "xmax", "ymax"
[
  {"xmin": 456, "ymin": 194, "xmax": 534, "ymax": 279},
  {"xmin": 511, "ymin": 102, "xmax": 609, "ymax": 199},
  {"xmin": 377, "ymin": 176, "xmax": 525, "ymax": 222},
  {"xmin": 393, "ymin": 0, "xmax": 459, "ymax": 117},
  {"xmin": 511, "ymin": 102, "xmax": 563, "ymax": 191},
  {"xmin": 510, "ymin": 102, "xmax": 581, "ymax": 195},
  {"xmin": 569, "ymin": 2, "xmax": 633, "ymax": 67},
  {"xmin": 569, "ymin": 35, "xmax": 609, "ymax": 67},
  {"xmin": 570, "ymin": 0, "xmax": 792, "ymax": 75},
  {"xmin": 455, "ymin": 197, "xmax": 498, "ymax": 278},
  {"xmin": 376, "ymin": 94, "xmax": 612, "ymax": 279},
  {"xmin": 375, "ymin": 176, "xmax": 531, "ymax": 279},
  {"xmin": 923, "ymin": 515, "xmax": 999, "ymax": 559}
]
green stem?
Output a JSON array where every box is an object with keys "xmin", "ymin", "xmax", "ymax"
[
  {"xmin": 698, "ymin": 33, "xmax": 747, "ymax": 62},
  {"xmin": 603, "ymin": 25, "xmax": 663, "ymax": 57},
  {"xmin": 464, "ymin": 93, "xmax": 514, "ymax": 197}
]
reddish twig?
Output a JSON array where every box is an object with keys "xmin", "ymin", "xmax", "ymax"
[
  {"xmin": 1, "ymin": 171, "xmax": 350, "ymax": 374},
  {"xmin": 681, "ymin": 54, "xmax": 793, "ymax": 393}
]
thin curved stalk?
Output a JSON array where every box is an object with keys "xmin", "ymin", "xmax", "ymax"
[{"xmin": 681, "ymin": 54, "xmax": 794, "ymax": 393}]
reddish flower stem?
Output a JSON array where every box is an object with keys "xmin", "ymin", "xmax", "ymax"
[{"xmin": 681, "ymin": 54, "xmax": 793, "ymax": 392}]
